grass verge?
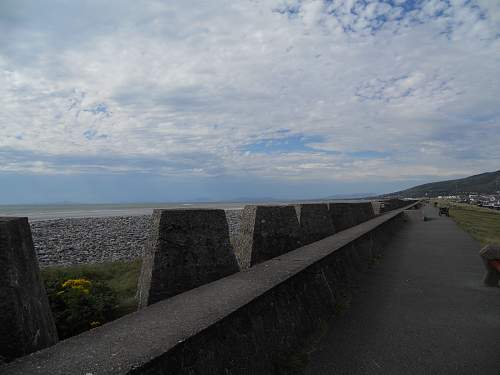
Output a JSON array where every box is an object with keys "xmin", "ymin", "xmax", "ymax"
[
  {"xmin": 434, "ymin": 200, "xmax": 500, "ymax": 246},
  {"xmin": 41, "ymin": 259, "xmax": 142, "ymax": 318}
]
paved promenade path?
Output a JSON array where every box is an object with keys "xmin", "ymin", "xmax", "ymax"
[{"xmin": 306, "ymin": 204, "xmax": 500, "ymax": 375}]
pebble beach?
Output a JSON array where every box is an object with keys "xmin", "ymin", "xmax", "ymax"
[{"xmin": 31, "ymin": 209, "xmax": 243, "ymax": 268}]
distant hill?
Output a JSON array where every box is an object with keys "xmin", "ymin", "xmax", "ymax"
[{"xmin": 384, "ymin": 170, "xmax": 500, "ymax": 198}]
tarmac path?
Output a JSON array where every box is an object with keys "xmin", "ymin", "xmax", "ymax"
[{"xmin": 306, "ymin": 204, "xmax": 500, "ymax": 375}]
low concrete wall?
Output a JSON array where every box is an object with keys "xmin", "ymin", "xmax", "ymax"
[{"xmin": 2, "ymin": 202, "xmax": 418, "ymax": 375}]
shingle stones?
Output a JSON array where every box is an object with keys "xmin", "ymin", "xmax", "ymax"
[
  {"xmin": 0, "ymin": 217, "xmax": 58, "ymax": 362},
  {"xmin": 137, "ymin": 209, "xmax": 239, "ymax": 307},
  {"xmin": 233, "ymin": 205, "xmax": 302, "ymax": 269}
]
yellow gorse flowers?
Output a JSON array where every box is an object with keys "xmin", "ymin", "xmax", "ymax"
[{"xmin": 61, "ymin": 278, "xmax": 92, "ymax": 294}]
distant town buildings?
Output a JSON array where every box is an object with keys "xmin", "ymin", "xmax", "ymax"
[{"xmin": 437, "ymin": 193, "xmax": 500, "ymax": 210}]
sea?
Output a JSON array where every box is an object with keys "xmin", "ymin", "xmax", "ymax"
[
  {"xmin": 0, "ymin": 199, "xmax": 368, "ymax": 221},
  {"xmin": 0, "ymin": 202, "xmax": 249, "ymax": 221}
]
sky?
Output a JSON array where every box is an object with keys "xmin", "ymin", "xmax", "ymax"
[{"xmin": 1, "ymin": 0, "xmax": 499, "ymax": 203}]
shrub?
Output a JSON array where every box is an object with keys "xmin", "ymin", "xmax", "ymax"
[{"xmin": 45, "ymin": 277, "xmax": 118, "ymax": 339}]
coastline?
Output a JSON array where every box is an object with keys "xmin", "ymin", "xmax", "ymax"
[
  {"xmin": 0, "ymin": 202, "xmax": 246, "ymax": 221},
  {"xmin": 8, "ymin": 200, "xmax": 369, "ymax": 268}
]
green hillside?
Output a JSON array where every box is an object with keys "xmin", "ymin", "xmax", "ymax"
[{"xmin": 385, "ymin": 170, "xmax": 500, "ymax": 198}]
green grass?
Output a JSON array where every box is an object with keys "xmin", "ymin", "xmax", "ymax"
[
  {"xmin": 433, "ymin": 200, "xmax": 500, "ymax": 246},
  {"xmin": 41, "ymin": 259, "xmax": 142, "ymax": 317}
]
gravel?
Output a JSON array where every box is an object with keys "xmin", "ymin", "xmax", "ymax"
[{"xmin": 31, "ymin": 209, "xmax": 243, "ymax": 268}]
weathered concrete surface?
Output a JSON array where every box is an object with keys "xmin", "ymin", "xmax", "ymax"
[
  {"xmin": 328, "ymin": 203, "xmax": 355, "ymax": 231},
  {"xmin": 137, "ymin": 209, "xmax": 239, "ymax": 307},
  {"xmin": 353, "ymin": 202, "xmax": 375, "ymax": 224},
  {"xmin": 306, "ymin": 205, "xmax": 500, "ymax": 375},
  {"xmin": 233, "ymin": 205, "xmax": 302, "ymax": 269},
  {"xmin": 1, "ymin": 203, "xmax": 417, "ymax": 375},
  {"xmin": 360, "ymin": 201, "xmax": 376, "ymax": 221},
  {"xmin": 379, "ymin": 198, "xmax": 411, "ymax": 213},
  {"xmin": 0, "ymin": 217, "xmax": 58, "ymax": 362},
  {"xmin": 327, "ymin": 202, "xmax": 375, "ymax": 232},
  {"xmin": 293, "ymin": 203, "xmax": 335, "ymax": 245},
  {"xmin": 371, "ymin": 201, "xmax": 382, "ymax": 215}
]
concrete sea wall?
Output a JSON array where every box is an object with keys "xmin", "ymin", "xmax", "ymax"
[
  {"xmin": 2, "ymin": 201, "xmax": 418, "ymax": 374},
  {"xmin": 28, "ymin": 202, "xmax": 390, "ymax": 268},
  {"xmin": 379, "ymin": 198, "xmax": 409, "ymax": 213}
]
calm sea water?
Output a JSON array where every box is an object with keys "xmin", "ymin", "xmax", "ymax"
[
  {"xmin": 0, "ymin": 202, "xmax": 248, "ymax": 221},
  {"xmin": 0, "ymin": 199, "xmax": 366, "ymax": 221}
]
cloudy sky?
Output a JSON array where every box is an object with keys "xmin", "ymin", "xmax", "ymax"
[{"xmin": 1, "ymin": 0, "xmax": 499, "ymax": 203}]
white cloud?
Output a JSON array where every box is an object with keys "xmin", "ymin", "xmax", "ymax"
[
  {"xmin": 0, "ymin": 0, "xmax": 499, "ymax": 185},
  {"xmin": 300, "ymin": 0, "xmax": 326, "ymax": 28}
]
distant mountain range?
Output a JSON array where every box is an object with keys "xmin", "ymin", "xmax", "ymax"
[{"xmin": 383, "ymin": 170, "xmax": 500, "ymax": 198}]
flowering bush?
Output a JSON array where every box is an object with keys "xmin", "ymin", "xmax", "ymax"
[
  {"xmin": 61, "ymin": 278, "xmax": 92, "ymax": 292},
  {"xmin": 46, "ymin": 277, "xmax": 118, "ymax": 339}
]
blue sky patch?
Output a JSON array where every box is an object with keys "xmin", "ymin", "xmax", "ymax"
[
  {"xmin": 83, "ymin": 129, "xmax": 108, "ymax": 141},
  {"xmin": 244, "ymin": 134, "xmax": 325, "ymax": 154},
  {"xmin": 83, "ymin": 103, "xmax": 111, "ymax": 117},
  {"xmin": 348, "ymin": 150, "xmax": 390, "ymax": 159},
  {"xmin": 272, "ymin": 4, "xmax": 301, "ymax": 18}
]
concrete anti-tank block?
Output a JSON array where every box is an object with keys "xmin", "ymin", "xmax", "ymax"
[
  {"xmin": 349, "ymin": 204, "xmax": 364, "ymax": 225},
  {"xmin": 328, "ymin": 203, "xmax": 375, "ymax": 232},
  {"xmin": 349, "ymin": 202, "xmax": 374, "ymax": 225},
  {"xmin": 0, "ymin": 217, "xmax": 58, "ymax": 362},
  {"xmin": 356, "ymin": 202, "xmax": 375, "ymax": 224},
  {"xmin": 234, "ymin": 205, "xmax": 302, "ymax": 268},
  {"xmin": 371, "ymin": 201, "xmax": 382, "ymax": 215},
  {"xmin": 327, "ymin": 203, "xmax": 355, "ymax": 231},
  {"xmin": 293, "ymin": 204, "xmax": 335, "ymax": 245},
  {"xmin": 137, "ymin": 209, "xmax": 239, "ymax": 307},
  {"xmin": 380, "ymin": 199, "xmax": 408, "ymax": 213}
]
